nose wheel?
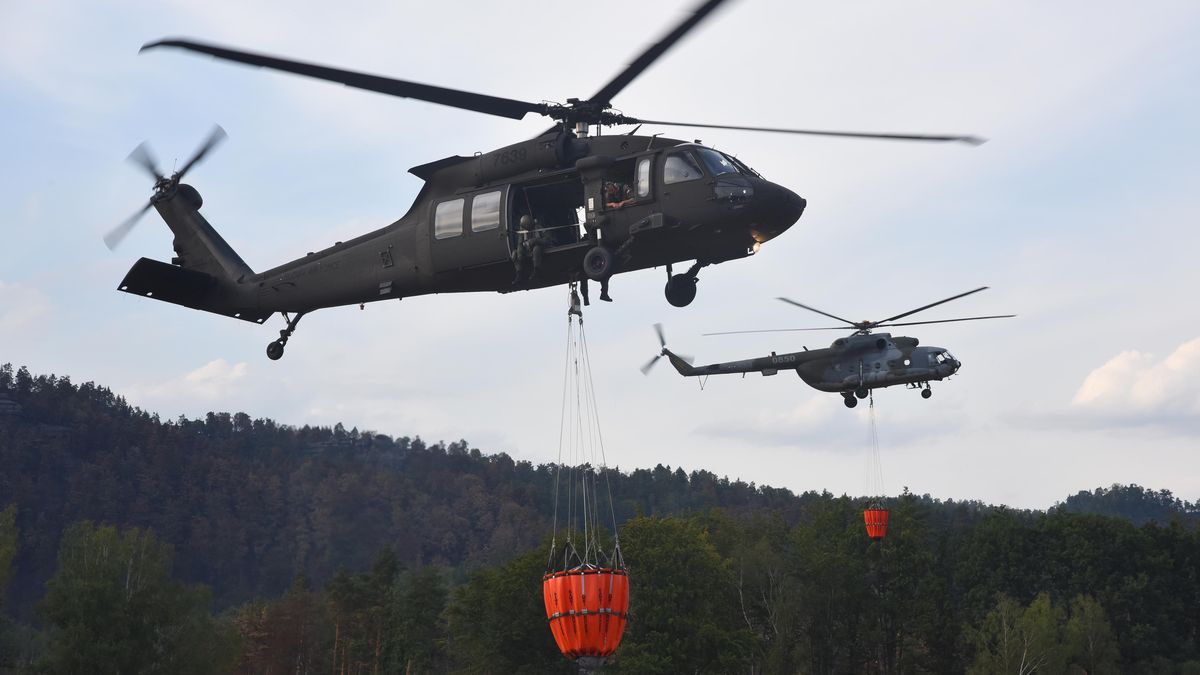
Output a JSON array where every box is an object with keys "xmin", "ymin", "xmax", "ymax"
[
  {"xmin": 266, "ymin": 311, "xmax": 306, "ymax": 361},
  {"xmin": 921, "ymin": 387, "xmax": 932, "ymax": 399},
  {"xmin": 842, "ymin": 393, "xmax": 858, "ymax": 408}
]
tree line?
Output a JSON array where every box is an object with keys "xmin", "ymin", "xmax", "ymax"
[{"xmin": 1, "ymin": 363, "xmax": 1198, "ymax": 672}]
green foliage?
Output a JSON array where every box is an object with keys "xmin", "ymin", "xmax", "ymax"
[
  {"xmin": 1065, "ymin": 595, "xmax": 1121, "ymax": 675},
  {"xmin": 969, "ymin": 593, "xmax": 1066, "ymax": 674},
  {"xmin": 389, "ymin": 566, "xmax": 450, "ymax": 673},
  {"xmin": 37, "ymin": 521, "xmax": 236, "ymax": 675},
  {"xmin": 612, "ymin": 516, "xmax": 755, "ymax": 674},
  {"xmin": 0, "ymin": 504, "xmax": 15, "ymax": 609},
  {"xmin": 969, "ymin": 592, "xmax": 1123, "ymax": 675},
  {"xmin": 1058, "ymin": 484, "xmax": 1199, "ymax": 527},
  {"xmin": 445, "ymin": 547, "xmax": 571, "ymax": 675},
  {"xmin": 3, "ymin": 363, "xmax": 1200, "ymax": 672}
]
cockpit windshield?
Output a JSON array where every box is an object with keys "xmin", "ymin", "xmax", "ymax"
[
  {"xmin": 728, "ymin": 155, "xmax": 761, "ymax": 178},
  {"xmin": 695, "ymin": 147, "xmax": 740, "ymax": 176}
]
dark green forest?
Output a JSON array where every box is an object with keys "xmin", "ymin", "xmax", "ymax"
[{"xmin": 1, "ymin": 363, "xmax": 1198, "ymax": 673}]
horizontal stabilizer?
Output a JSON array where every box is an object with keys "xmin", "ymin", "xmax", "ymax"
[{"xmin": 117, "ymin": 257, "xmax": 272, "ymax": 324}]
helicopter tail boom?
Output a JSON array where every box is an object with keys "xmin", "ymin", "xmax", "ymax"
[
  {"xmin": 663, "ymin": 348, "xmax": 698, "ymax": 376},
  {"xmin": 115, "ymin": 184, "xmax": 271, "ymax": 324}
]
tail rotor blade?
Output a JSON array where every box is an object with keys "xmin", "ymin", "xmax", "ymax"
[
  {"xmin": 175, "ymin": 124, "xmax": 227, "ymax": 180},
  {"xmin": 127, "ymin": 142, "xmax": 164, "ymax": 181},
  {"xmin": 104, "ymin": 201, "xmax": 153, "ymax": 250},
  {"xmin": 640, "ymin": 355, "xmax": 663, "ymax": 375},
  {"xmin": 653, "ymin": 322, "xmax": 666, "ymax": 348}
]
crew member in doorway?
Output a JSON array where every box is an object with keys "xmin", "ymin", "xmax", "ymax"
[
  {"xmin": 604, "ymin": 181, "xmax": 633, "ymax": 209},
  {"xmin": 512, "ymin": 215, "xmax": 551, "ymax": 284}
]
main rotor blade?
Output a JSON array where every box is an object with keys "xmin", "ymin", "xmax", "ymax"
[
  {"xmin": 127, "ymin": 142, "xmax": 164, "ymax": 180},
  {"xmin": 588, "ymin": 0, "xmax": 732, "ymax": 107},
  {"xmin": 878, "ymin": 286, "xmax": 990, "ymax": 324},
  {"xmin": 703, "ymin": 327, "xmax": 845, "ymax": 336},
  {"xmin": 175, "ymin": 124, "xmax": 227, "ymax": 181},
  {"xmin": 104, "ymin": 201, "xmax": 153, "ymax": 250},
  {"xmin": 777, "ymin": 298, "xmax": 858, "ymax": 326},
  {"xmin": 872, "ymin": 314, "xmax": 1016, "ymax": 329},
  {"xmin": 630, "ymin": 118, "xmax": 985, "ymax": 144},
  {"xmin": 142, "ymin": 39, "xmax": 548, "ymax": 121}
]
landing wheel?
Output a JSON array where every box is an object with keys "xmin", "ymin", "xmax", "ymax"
[
  {"xmin": 855, "ymin": 387, "xmax": 869, "ymax": 399},
  {"xmin": 266, "ymin": 311, "xmax": 306, "ymax": 361},
  {"xmin": 665, "ymin": 274, "xmax": 698, "ymax": 307},
  {"xmin": 843, "ymin": 394, "xmax": 858, "ymax": 409},
  {"xmin": 583, "ymin": 246, "xmax": 613, "ymax": 281},
  {"xmin": 921, "ymin": 387, "xmax": 932, "ymax": 399}
]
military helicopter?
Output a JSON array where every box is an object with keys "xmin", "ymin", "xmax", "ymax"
[
  {"xmin": 642, "ymin": 287, "xmax": 1014, "ymax": 407},
  {"xmin": 108, "ymin": 0, "xmax": 983, "ymax": 361}
]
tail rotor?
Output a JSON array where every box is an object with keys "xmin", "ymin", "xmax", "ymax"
[
  {"xmin": 640, "ymin": 323, "xmax": 692, "ymax": 375},
  {"xmin": 104, "ymin": 125, "xmax": 227, "ymax": 251}
]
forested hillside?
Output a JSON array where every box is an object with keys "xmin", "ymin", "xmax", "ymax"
[{"xmin": 1, "ymin": 363, "xmax": 1198, "ymax": 673}]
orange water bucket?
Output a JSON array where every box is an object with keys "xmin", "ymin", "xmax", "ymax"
[
  {"xmin": 864, "ymin": 508, "xmax": 889, "ymax": 540},
  {"xmin": 543, "ymin": 567, "xmax": 629, "ymax": 660}
]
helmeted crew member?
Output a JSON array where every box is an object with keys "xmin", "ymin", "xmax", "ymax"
[
  {"xmin": 604, "ymin": 181, "xmax": 633, "ymax": 209},
  {"xmin": 512, "ymin": 215, "xmax": 550, "ymax": 283}
]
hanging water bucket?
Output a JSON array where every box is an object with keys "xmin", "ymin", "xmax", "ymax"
[
  {"xmin": 543, "ymin": 566, "xmax": 630, "ymax": 662},
  {"xmin": 864, "ymin": 507, "xmax": 889, "ymax": 540}
]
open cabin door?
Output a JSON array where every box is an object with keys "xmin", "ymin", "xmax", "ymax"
[{"xmin": 510, "ymin": 176, "xmax": 586, "ymax": 249}]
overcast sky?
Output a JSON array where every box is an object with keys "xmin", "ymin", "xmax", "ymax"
[{"xmin": 3, "ymin": 0, "xmax": 1198, "ymax": 509}]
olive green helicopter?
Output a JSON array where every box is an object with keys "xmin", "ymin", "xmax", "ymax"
[
  {"xmin": 642, "ymin": 287, "xmax": 1014, "ymax": 407},
  {"xmin": 107, "ymin": 0, "xmax": 982, "ymax": 360}
]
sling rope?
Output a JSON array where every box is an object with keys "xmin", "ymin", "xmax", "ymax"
[{"xmin": 549, "ymin": 283, "xmax": 623, "ymax": 571}]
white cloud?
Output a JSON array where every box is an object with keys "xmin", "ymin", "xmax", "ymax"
[
  {"xmin": 1072, "ymin": 338, "xmax": 1200, "ymax": 421},
  {"xmin": 128, "ymin": 358, "xmax": 249, "ymax": 403},
  {"xmin": 0, "ymin": 281, "xmax": 51, "ymax": 335}
]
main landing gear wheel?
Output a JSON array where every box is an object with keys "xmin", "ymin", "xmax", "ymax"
[
  {"xmin": 921, "ymin": 387, "xmax": 933, "ymax": 399},
  {"xmin": 855, "ymin": 387, "xmax": 869, "ymax": 399},
  {"xmin": 266, "ymin": 311, "xmax": 306, "ymax": 361},
  {"xmin": 665, "ymin": 274, "xmax": 698, "ymax": 307},
  {"xmin": 663, "ymin": 261, "xmax": 706, "ymax": 308},
  {"xmin": 583, "ymin": 246, "xmax": 613, "ymax": 281},
  {"xmin": 843, "ymin": 394, "xmax": 858, "ymax": 408}
]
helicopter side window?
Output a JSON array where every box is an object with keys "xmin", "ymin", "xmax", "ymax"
[
  {"xmin": 471, "ymin": 191, "xmax": 501, "ymax": 232},
  {"xmin": 636, "ymin": 157, "xmax": 651, "ymax": 197},
  {"xmin": 434, "ymin": 198, "xmax": 464, "ymax": 239},
  {"xmin": 696, "ymin": 147, "xmax": 739, "ymax": 176},
  {"xmin": 664, "ymin": 152, "xmax": 703, "ymax": 184}
]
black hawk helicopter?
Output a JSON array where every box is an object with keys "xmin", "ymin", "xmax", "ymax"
[
  {"xmin": 642, "ymin": 287, "xmax": 1014, "ymax": 407},
  {"xmin": 108, "ymin": 0, "xmax": 983, "ymax": 360}
]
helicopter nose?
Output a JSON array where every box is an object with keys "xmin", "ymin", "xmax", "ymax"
[
  {"xmin": 787, "ymin": 188, "xmax": 806, "ymax": 220},
  {"xmin": 750, "ymin": 182, "xmax": 806, "ymax": 241}
]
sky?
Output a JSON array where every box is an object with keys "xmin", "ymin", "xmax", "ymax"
[{"xmin": 2, "ymin": 0, "xmax": 1198, "ymax": 510}]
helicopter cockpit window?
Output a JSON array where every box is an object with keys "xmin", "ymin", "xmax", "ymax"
[
  {"xmin": 696, "ymin": 147, "xmax": 740, "ymax": 176},
  {"xmin": 664, "ymin": 152, "xmax": 703, "ymax": 184},
  {"xmin": 471, "ymin": 191, "xmax": 501, "ymax": 232},
  {"xmin": 636, "ymin": 157, "xmax": 651, "ymax": 197},
  {"xmin": 728, "ymin": 155, "xmax": 760, "ymax": 178},
  {"xmin": 434, "ymin": 198, "xmax": 464, "ymax": 239}
]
